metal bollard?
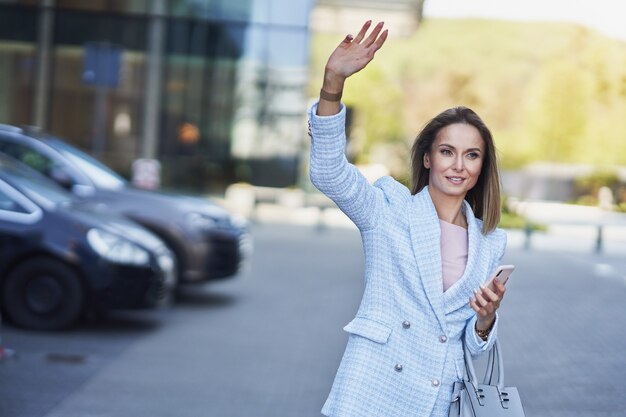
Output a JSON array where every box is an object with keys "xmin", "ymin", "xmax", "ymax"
[
  {"xmin": 524, "ymin": 223, "xmax": 532, "ymax": 250},
  {"xmin": 595, "ymin": 225, "xmax": 603, "ymax": 254}
]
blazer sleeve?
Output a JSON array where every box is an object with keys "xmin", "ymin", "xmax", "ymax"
[
  {"xmin": 464, "ymin": 313, "xmax": 499, "ymax": 359},
  {"xmin": 463, "ymin": 229, "xmax": 507, "ymax": 358},
  {"xmin": 308, "ymin": 102, "xmax": 385, "ymax": 231}
]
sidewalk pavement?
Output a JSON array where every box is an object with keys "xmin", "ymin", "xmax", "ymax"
[{"xmin": 2, "ymin": 221, "xmax": 624, "ymax": 417}]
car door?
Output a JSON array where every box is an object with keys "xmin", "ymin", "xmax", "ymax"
[{"xmin": 0, "ymin": 179, "xmax": 43, "ymax": 272}]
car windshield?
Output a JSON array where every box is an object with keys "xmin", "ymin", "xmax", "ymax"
[
  {"xmin": 2, "ymin": 163, "xmax": 72, "ymax": 206},
  {"xmin": 48, "ymin": 139, "xmax": 127, "ymax": 189}
]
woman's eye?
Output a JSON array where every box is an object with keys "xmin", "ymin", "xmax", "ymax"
[
  {"xmin": 467, "ymin": 152, "xmax": 480, "ymax": 159},
  {"xmin": 441, "ymin": 149, "xmax": 453, "ymax": 156}
]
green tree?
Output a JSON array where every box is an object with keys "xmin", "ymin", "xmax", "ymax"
[
  {"xmin": 310, "ymin": 19, "xmax": 626, "ymax": 169},
  {"xmin": 524, "ymin": 61, "xmax": 593, "ymax": 162},
  {"xmin": 343, "ymin": 66, "xmax": 404, "ymax": 154}
]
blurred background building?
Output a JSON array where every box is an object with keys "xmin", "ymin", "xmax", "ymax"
[
  {"xmin": 0, "ymin": 0, "xmax": 426, "ymax": 193},
  {"xmin": 311, "ymin": 0, "xmax": 424, "ymax": 37},
  {"xmin": 0, "ymin": 0, "xmax": 314, "ymax": 191}
]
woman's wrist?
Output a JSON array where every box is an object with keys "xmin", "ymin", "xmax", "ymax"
[
  {"xmin": 322, "ymin": 69, "xmax": 346, "ymax": 94},
  {"xmin": 317, "ymin": 69, "xmax": 345, "ymax": 115},
  {"xmin": 476, "ymin": 314, "xmax": 495, "ymax": 331},
  {"xmin": 475, "ymin": 315, "xmax": 495, "ymax": 341},
  {"xmin": 320, "ymin": 89, "xmax": 342, "ymax": 102}
]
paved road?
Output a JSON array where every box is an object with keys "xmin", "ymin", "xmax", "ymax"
[{"xmin": 1, "ymin": 223, "xmax": 625, "ymax": 417}]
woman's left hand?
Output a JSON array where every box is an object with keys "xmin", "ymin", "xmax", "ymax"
[{"xmin": 470, "ymin": 278, "xmax": 506, "ymax": 330}]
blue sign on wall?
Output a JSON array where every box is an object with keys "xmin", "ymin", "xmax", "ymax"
[{"xmin": 82, "ymin": 43, "xmax": 122, "ymax": 87}]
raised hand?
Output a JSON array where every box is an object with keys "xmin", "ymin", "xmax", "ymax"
[
  {"xmin": 326, "ymin": 20, "xmax": 388, "ymax": 81},
  {"xmin": 317, "ymin": 21, "xmax": 388, "ymax": 115}
]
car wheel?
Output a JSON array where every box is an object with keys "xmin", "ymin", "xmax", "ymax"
[{"xmin": 2, "ymin": 258, "xmax": 84, "ymax": 330}]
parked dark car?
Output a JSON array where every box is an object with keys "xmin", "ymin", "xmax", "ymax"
[
  {"xmin": 0, "ymin": 125, "xmax": 251, "ymax": 285},
  {"xmin": 0, "ymin": 153, "xmax": 176, "ymax": 330}
]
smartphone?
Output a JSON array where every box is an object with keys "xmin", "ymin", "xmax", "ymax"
[{"xmin": 484, "ymin": 265, "xmax": 515, "ymax": 291}]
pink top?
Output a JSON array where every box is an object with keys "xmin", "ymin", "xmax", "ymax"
[{"xmin": 439, "ymin": 219, "xmax": 468, "ymax": 292}]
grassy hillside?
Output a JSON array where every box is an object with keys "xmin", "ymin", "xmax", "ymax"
[{"xmin": 309, "ymin": 19, "xmax": 626, "ymax": 175}]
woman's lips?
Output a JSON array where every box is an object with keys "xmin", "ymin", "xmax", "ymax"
[{"xmin": 446, "ymin": 176, "xmax": 465, "ymax": 184}]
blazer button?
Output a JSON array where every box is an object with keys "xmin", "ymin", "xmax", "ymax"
[
  {"xmin": 402, "ymin": 321, "xmax": 411, "ymax": 329},
  {"xmin": 432, "ymin": 379, "xmax": 440, "ymax": 387},
  {"xmin": 395, "ymin": 364, "xmax": 403, "ymax": 372},
  {"xmin": 439, "ymin": 335, "xmax": 448, "ymax": 343}
]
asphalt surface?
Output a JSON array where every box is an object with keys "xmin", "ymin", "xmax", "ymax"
[{"xmin": 1, "ymin": 222, "xmax": 625, "ymax": 417}]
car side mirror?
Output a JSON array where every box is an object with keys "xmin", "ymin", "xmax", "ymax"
[{"xmin": 49, "ymin": 166, "xmax": 74, "ymax": 189}]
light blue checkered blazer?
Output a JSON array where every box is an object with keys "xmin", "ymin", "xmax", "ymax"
[{"xmin": 309, "ymin": 103, "xmax": 507, "ymax": 417}]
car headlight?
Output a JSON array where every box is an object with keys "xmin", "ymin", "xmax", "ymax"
[
  {"xmin": 185, "ymin": 212, "xmax": 217, "ymax": 230},
  {"xmin": 87, "ymin": 228, "xmax": 150, "ymax": 266}
]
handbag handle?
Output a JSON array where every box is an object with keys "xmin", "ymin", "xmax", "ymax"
[
  {"xmin": 484, "ymin": 343, "xmax": 497, "ymax": 385},
  {"xmin": 463, "ymin": 339, "xmax": 505, "ymax": 389}
]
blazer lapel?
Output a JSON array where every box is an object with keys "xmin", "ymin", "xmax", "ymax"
[{"xmin": 408, "ymin": 187, "xmax": 447, "ymax": 330}]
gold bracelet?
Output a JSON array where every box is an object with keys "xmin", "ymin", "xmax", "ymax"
[
  {"xmin": 475, "ymin": 324, "xmax": 491, "ymax": 341},
  {"xmin": 320, "ymin": 88, "xmax": 342, "ymax": 102}
]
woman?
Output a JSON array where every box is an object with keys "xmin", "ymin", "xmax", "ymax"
[{"xmin": 309, "ymin": 21, "xmax": 508, "ymax": 417}]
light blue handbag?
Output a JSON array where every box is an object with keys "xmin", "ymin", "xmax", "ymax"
[{"xmin": 449, "ymin": 340, "xmax": 526, "ymax": 417}]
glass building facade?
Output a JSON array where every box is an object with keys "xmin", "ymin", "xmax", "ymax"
[{"xmin": 0, "ymin": 0, "xmax": 314, "ymax": 192}]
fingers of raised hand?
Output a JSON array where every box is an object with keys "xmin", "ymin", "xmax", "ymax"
[
  {"xmin": 363, "ymin": 21, "xmax": 385, "ymax": 47},
  {"xmin": 351, "ymin": 21, "xmax": 386, "ymax": 51},
  {"xmin": 373, "ymin": 29, "xmax": 388, "ymax": 51},
  {"xmin": 329, "ymin": 21, "xmax": 387, "ymax": 77},
  {"xmin": 352, "ymin": 20, "xmax": 373, "ymax": 44},
  {"xmin": 340, "ymin": 34, "xmax": 354, "ymax": 45}
]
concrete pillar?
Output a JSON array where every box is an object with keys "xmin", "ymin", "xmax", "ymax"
[
  {"xmin": 141, "ymin": 0, "xmax": 166, "ymax": 159},
  {"xmin": 33, "ymin": 0, "xmax": 55, "ymax": 128}
]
